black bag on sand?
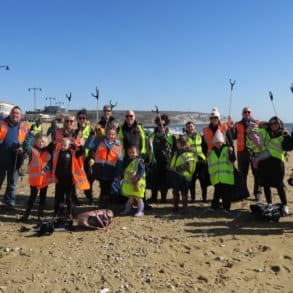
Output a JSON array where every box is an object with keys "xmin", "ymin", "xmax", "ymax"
[
  {"xmin": 250, "ymin": 203, "xmax": 282, "ymax": 222},
  {"xmin": 231, "ymin": 167, "xmax": 250, "ymax": 202},
  {"xmin": 33, "ymin": 217, "xmax": 73, "ymax": 236}
]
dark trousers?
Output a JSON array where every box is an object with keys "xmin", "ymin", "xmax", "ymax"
[
  {"xmin": 54, "ymin": 180, "xmax": 74, "ymax": 216},
  {"xmin": 99, "ymin": 179, "xmax": 112, "ymax": 206},
  {"xmin": 189, "ymin": 166, "xmax": 208, "ymax": 201},
  {"xmin": 27, "ymin": 186, "xmax": 48, "ymax": 211},
  {"xmin": 263, "ymin": 184, "xmax": 287, "ymax": 206},
  {"xmin": 237, "ymin": 150, "xmax": 261, "ymax": 197},
  {"xmin": 212, "ymin": 183, "xmax": 233, "ymax": 211}
]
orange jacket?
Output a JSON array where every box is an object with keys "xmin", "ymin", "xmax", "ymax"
[
  {"xmin": 28, "ymin": 147, "xmax": 52, "ymax": 188},
  {"xmin": 0, "ymin": 120, "xmax": 29, "ymax": 144},
  {"xmin": 94, "ymin": 141, "xmax": 123, "ymax": 166},
  {"xmin": 52, "ymin": 149, "xmax": 90, "ymax": 190},
  {"xmin": 235, "ymin": 120, "xmax": 259, "ymax": 152},
  {"xmin": 202, "ymin": 125, "xmax": 225, "ymax": 151}
]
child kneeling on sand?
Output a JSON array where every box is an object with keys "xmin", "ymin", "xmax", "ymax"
[{"xmin": 121, "ymin": 145, "xmax": 146, "ymax": 217}]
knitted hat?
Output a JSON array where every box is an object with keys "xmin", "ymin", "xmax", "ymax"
[
  {"xmin": 210, "ymin": 107, "xmax": 221, "ymax": 119},
  {"xmin": 213, "ymin": 131, "xmax": 225, "ymax": 144}
]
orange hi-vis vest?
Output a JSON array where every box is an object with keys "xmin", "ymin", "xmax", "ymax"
[
  {"xmin": 235, "ymin": 120, "xmax": 260, "ymax": 152},
  {"xmin": 54, "ymin": 128, "xmax": 81, "ymax": 149},
  {"xmin": 52, "ymin": 149, "xmax": 90, "ymax": 190},
  {"xmin": 202, "ymin": 125, "xmax": 224, "ymax": 151},
  {"xmin": 28, "ymin": 147, "xmax": 52, "ymax": 188},
  {"xmin": 0, "ymin": 120, "xmax": 29, "ymax": 144},
  {"xmin": 94, "ymin": 140, "xmax": 123, "ymax": 166}
]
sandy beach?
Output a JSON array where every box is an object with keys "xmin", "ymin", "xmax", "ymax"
[{"xmin": 1, "ymin": 153, "xmax": 293, "ymax": 293}]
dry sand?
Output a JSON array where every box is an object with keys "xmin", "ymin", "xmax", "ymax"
[{"xmin": 1, "ymin": 135, "xmax": 293, "ymax": 292}]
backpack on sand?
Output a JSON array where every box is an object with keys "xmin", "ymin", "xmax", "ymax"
[{"xmin": 250, "ymin": 203, "xmax": 282, "ymax": 222}]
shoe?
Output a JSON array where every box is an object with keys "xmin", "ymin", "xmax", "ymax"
[
  {"xmin": 190, "ymin": 198, "xmax": 196, "ymax": 203},
  {"xmin": 160, "ymin": 198, "xmax": 167, "ymax": 203},
  {"xmin": 282, "ymin": 205, "xmax": 289, "ymax": 216},
  {"xmin": 255, "ymin": 193, "xmax": 262, "ymax": 202},
  {"xmin": 134, "ymin": 211, "xmax": 144, "ymax": 217},
  {"xmin": 147, "ymin": 198, "xmax": 158, "ymax": 204},
  {"xmin": 144, "ymin": 203, "xmax": 152, "ymax": 210},
  {"xmin": 120, "ymin": 209, "xmax": 131, "ymax": 215},
  {"xmin": 172, "ymin": 206, "xmax": 179, "ymax": 213}
]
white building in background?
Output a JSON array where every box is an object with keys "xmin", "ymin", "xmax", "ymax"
[{"xmin": 0, "ymin": 101, "xmax": 15, "ymax": 118}]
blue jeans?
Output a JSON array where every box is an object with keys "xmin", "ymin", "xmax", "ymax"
[{"xmin": 0, "ymin": 166, "xmax": 19, "ymax": 206}]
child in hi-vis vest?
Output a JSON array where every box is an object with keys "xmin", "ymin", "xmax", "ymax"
[
  {"xmin": 121, "ymin": 145, "xmax": 146, "ymax": 217},
  {"xmin": 169, "ymin": 135, "xmax": 196, "ymax": 213},
  {"xmin": 21, "ymin": 134, "xmax": 53, "ymax": 221},
  {"xmin": 207, "ymin": 131, "xmax": 236, "ymax": 213}
]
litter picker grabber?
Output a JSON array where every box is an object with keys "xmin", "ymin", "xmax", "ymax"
[
  {"xmin": 268, "ymin": 91, "xmax": 278, "ymax": 117},
  {"xmin": 152, "ymin": 105, "xmax": 167, "ymax": 137},
  {"xmin": 228, "ymin": 79, "xmax": 236, "ymax": 119}
]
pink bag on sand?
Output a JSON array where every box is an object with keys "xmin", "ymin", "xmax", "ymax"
[{"xmin": 77, "ymin": 209, "xmax": 114, "ymax": 230}]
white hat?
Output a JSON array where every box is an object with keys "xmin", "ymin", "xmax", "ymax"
[
  {"xmin": 210, "ymin": 107, "xmax": 221, "ymax": 119},
  {"xmin": 213, "ymin": 131, "xmax": 225, "ymax": 144}
]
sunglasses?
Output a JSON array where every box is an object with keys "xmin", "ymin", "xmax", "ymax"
[
  {"xmin": 126, "ymin": 115, "xmax": 134, "ymax": 118},
  {"xmin": 270, "ymin": 121, "xmax": 278, "ymax": 126},
  {"xmin": 243, "ymin": 111, "xmax": 251, "ymax": 114},
  {"xmin": 78, "ymin": 116, "xmax": 86, "ymax": 120},
  {"xmin": 104, "ymin": 109, "xmax": 111, "ymax": 112},
  {"xmin": 65, "ymin": 120, "xmax": 74, "ymax": 123}
]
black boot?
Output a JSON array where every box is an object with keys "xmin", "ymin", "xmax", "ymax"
[{"xmin": 20, "ymin": 209, "xmax": 31, "ymax": 222}]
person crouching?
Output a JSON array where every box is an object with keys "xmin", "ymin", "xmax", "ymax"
[
  {"xmin": 52, "ymin": 137, "xmax": 89, "ymax": 219},
  {"xmin": 207, "ymin": 131, "xmax": 236, "ymax": 213},
  {"xmin": 121, "ymin": 145, "xmax": 146, "ymax": 217}
]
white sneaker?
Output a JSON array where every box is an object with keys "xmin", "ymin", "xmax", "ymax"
[
  {"xmin": 134, "ymin": 211, "xmax": 144, "ymax": 217},
  {"xmin": 282, "ymin": 205, "xmax": 289, "ymax": 216}
]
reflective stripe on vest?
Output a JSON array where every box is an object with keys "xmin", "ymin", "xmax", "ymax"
[
  {"xmin": 170, "ymin": 151, "xmax": 196, "ymax": 181},
  {"xmin": 121, "ymin": 158, "xmax": 146, "ymax": 198},
  {"xmin": 203, "ymin": 125, "xmax": 224, "ymax": 151},
  {"xmin": 267, "ymin": 136, "xmax": 284, "ymax": 161},
  {"xmin": 0, "ymin": 120, "xmax": 29, "ymax": 144},
  {"xmin": 52, "ymin": 149, "xmax": 90, "ymax": 190},
  {"xmin": 94, "ymin": 140, "xmax": 122, "ymax": 166},
  {"xmin": 187, "ymin": 133, "xmax": 206, "ymax": 160},
  {"xmin": 28, "ymin": 147, "xmax": 51, "ymax": 187},
  {"xmin": 207, "ymin": 146, "xmax": 234, "ymax": 185}
]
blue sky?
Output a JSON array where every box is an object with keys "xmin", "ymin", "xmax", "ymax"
[{"xmin": 1, "ymin": 0, "xmax": 293, "ymax": 121}]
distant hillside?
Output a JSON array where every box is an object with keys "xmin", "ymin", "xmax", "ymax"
[
  {"xmin": 77, "ymin": 110, "xmax": 222, "ymax": 125},
  {"xmin": 25, "ymin": 108, "xmax": 227, "ymax": 125}
]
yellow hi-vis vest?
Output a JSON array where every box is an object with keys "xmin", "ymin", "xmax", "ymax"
[
  {"xmin": 207, "ymin": 146, "xmax": 234, "ymax": 185},
  {"xmin": 32, "ymin": 124, "xmax": 42, "ymax": 134},
  {"xmin": 170, "ymin": 151, "xmax": 196, "ymax": 181},
  {"xmin": 267, "ymin": 135, "xmax": 285, "ymax": 161},
  {"xmin": 121, "ymin": 157, "xmax": 146, "ymax": 198},
  {"xmin": 118, "ymin": 124, "xmax": 147, "ymax": 155},
  {"xmin": 187, "ymin": 133, "xmax": 206, "ymax": 160}
]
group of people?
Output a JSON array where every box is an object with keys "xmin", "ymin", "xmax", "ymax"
[{"xmin": 0, "ymin": 104, "xmax": 293, "ymax": 221}]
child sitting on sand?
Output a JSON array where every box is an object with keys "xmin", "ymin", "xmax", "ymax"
[{"xmin": 121, "ymin": 145, "xmax": 146, "ymax": 217}]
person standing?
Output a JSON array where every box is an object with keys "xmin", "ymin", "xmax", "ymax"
[
  {"xmin": 75, "ymin": 109, "xmax": 95, "ymax": 203},
  {"xmin": 98, "ymin": 105, "xmax": 115, "ymax": 130},
  {"xmin": 121, "ymin": 145, "xmax": 146, "ymax": 217},
  {"xmin": 30, "ymin": 116, "xmax": 43, "ymax": 136},
  {"xmin": 207, "ymin": 131, "xmax": 236, "ymax": 213},
  {"xmin": 118, "ymin": 110, "xmax": 150, "ymax": 207},
  {"xmin": 258, "ymin": 117, "xmax": 290, "ymax": 215},
  {"xmin": 0, "ymin": 106, "xmax": 29, "ymax": 207},
  {"xmin": 229, "ymin": 107, "xmax": 261, "ymax": 200},
  {"xmin": 148, "ymin": 114, "xmax": 175, "ymax": 203},
  {"xmin": 185, "ymin": 121, "xmax": 209, "ymax": 202}
]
